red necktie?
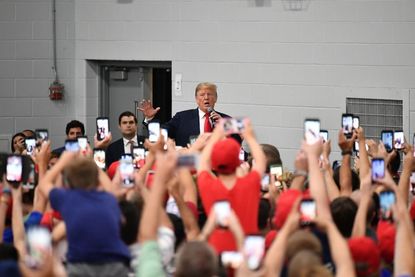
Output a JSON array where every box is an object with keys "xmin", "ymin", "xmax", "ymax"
[{"xmin": 204, "ymin": 112, "xmax": 212, "ymax": 133}]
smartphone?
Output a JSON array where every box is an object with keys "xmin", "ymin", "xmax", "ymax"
[
  {"xmin": 221, "ymin": 251, "xmax": 243, "ymax": 268},
  {"xmin": 177, "ymin": 154, "xmax": 199, "ymax": 168},
  {"xmin": 393, "ymin": 130, "xmax": 404, "ymax": 150},
  {"xmin": 379, "ymin": 190, "xmax": 395, "ymax": 220},
  {"xmin": 239, "ymin": 148, "xmax": 246, "ymax": 162},
  {"xmin": 132, "ymin": 146, "xmax": 146, "ymax": 168},
  {"xmin": 353, "ymin": 141, "xmax": 359, "ymax": 153},
  {"xmin": 214, "ymin": 200, "xmax": 231, "ymax": 227},
  {"xmin": 319, "ymin": 130, "xmax": 328, "ymax": 143},
  {"xmin": 371, "ymin": 158, "xmax": 385, "ymax": 181},
  {"xmin": 96, "ymin": 117, "xmax": 109, "ymax": 141},
  {"xmin": 35, "ymin": 129, "xmax": 49, "ymax": 146},
  {"xmin": 6, "ymin": 155, "xmax": 23, "ymax": 184},
  {"xmin": 300, "ymin": 199, "xmax": 316, "ymax": 226},
  {"xmin": 244, "ymin": 235, "xmax": 265, "ymax": 271},
  {"xmin": 65, "ymin": 139, "xmax": 79, "ymax": 152},
  {"xmin": 223, "ymin": 118, "xmax": 245, "ymax": 134},
  {"xmin": 260, "ymin": 174, "xmax": 270, "ymax": 191},
  {"xmin": 119, "ymin": 155, "xmax": 134, "ymax": 188},
  {"xmin": 304, "ymin": 119, "xmax": 320, "ymax": 144},
  {"xmin": 342, "ymin": 113, "xmax": 353, "ymax": 138},
  {"xmin": 270, "ymin": 164, "xmax": 283, "ymax": 187},
  {"xmin": 25, "ymin": 137, "xmax": 36, "ymax": 156},
  {"xmin": 93, "ymin": 149, "xmax": 106, "ymax": 170},
  {"xmin": 77, "ymin": 136, "xmax": 88, "ymax": 152},
  {"xmin": 26, "ymin": 227, "xmax": 51, "ymax": 268},
  {"xmin": 22, "ymin": 162, "xmax": 36, "ymax": 190},
  {"xmin": 148, "ymin": 122, "xmax": 160, "ymax": 142},
  {"xmin": 352, "ymin": 116, "xmax": 360, "ymax": 130},
  {"xmin": 381, "ymin": 130, "xmax": 393, "ymax": 153}
]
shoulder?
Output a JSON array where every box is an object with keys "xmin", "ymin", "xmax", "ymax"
[
  {"xmin": 107, "ymin": 138, "xmax": 123, "ymax": 149},
  {"xmin": 174, "ymin": 108, "xmax": 198, "ymax": 117}
]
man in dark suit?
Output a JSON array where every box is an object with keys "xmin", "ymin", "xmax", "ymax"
[
  {"xmin": 139, "ymin": 82, "xmax": 233, "ymax": 147},
  {"xmin": 105, "ymin": 111, "xmax": 146, "ymax": 168}
]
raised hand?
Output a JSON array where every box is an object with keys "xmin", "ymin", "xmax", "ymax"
[{"xmin": 138, "ymin": 99, "xmax": 160, "ymax": 119}]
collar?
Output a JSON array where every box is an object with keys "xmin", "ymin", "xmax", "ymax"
[
  {"xmin": 198, "ymin": 108, "xmax": 208, "ymax": 120},
  {"xmin": 123, "ymin": 136, "xmax": 137, "ymax": 146}
]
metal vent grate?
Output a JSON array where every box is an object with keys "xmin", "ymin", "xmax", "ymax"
[{"xmin": 346, "ymin": 98, "xmax": 403, "ymax": 140}]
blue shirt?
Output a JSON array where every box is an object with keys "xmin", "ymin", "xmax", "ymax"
[{"xmin": 50, "ymin": 188, "xmax": 130, "ymax": 264}]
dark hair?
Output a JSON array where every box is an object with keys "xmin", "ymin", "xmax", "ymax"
[
  {"xmin": 330, "ymin": 197, "xmax": 358, "ymax": 238},
  {"xmin": 0, "ymin": 243, "xmax": 19, "ymax": 261},
  {"xmin": 175, "ymin": 241, "xmax": 218, "ymax": 277},
  {"xmin": 258, "ymin": 198, "xmax": 271, "ymax": 230},
  {"xmin": 65, "ymin": 120, "xmax": 85, "ymax": 136},
  {"xmin": 333, "ymin": 167, "xmax": 360, "ymax": 192},
  {"xmin": 388, "ymin": 151, "xmax": 401, "ymax": 174},
  {"xmin": 21, "ymin": 129, "xmax": 35, "ymax": 138},
  {"xmin": 119, "ymin": 200, "xmax": 142, "ymax": 245},
  {"xmin": 248, "ymin": 144, "xmax": 282, "ymax": 172},
  {"xmin": 64, "ymin": 157, "xmax": 98, "ymax": 190},
  {"xmin": 118, "ymin": 111, "xmax": 137, "ymax": 125},
  {"xmin": 11, "ymin": 132, "xmax": 25, "ymax": 153}
]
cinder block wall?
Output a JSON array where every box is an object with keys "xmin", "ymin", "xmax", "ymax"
[{"xmin": 1, "ymin": 0, "xmax": 415, "ymax": 169}]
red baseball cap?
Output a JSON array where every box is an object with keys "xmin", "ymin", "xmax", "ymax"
[
  {"xmin": 376, "ymin": 220, "xmax": 395, "ymax": 264},
  {"xmin": 211, "ymin": 138, "xmax": 241, "ymax": 174},
  {"xmin": 273, "ymin": 189, "xmax": 302, "ymax": 229},
  {"xmin": 107, "ymin": 161, "xmax": 119, "ymax": 180},
  {"xmin": 348, "ymin": 237, "xmax": 380, "ymax": 276}
]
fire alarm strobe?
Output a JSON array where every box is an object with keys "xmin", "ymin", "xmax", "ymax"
[{"xmin": 49, "ymin": 81, "xmax": 64, "ymax": 100}]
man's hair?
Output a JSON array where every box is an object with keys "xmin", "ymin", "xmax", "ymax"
[
  {"xmin": 119, "ymin": 199, "xmax": 143, "ymax": 245},
  {"xmin": 286, "ymin": 230, "xmax": 323, "ymax": 261},
  {"xmin": 330, "ymin": 196, "xmax": 358, "ymax": 238},
  {"xmin": 258, "ymin": 198, "xmax": 271, "ymax": 230},
  {"xmin": 175, "ymin": 241, "xmax": 218, "ymax": 277},
  {"xmin": 288, "ymin": 250, "xmax": 331, "ymax": 277},
  {"xmin": 65, "ymin": 120, "xmax": 85, "ymax": 136},
  {"xmin": 194, "ymin": 82, "xmax": 217, "ymax": 97},
  {"xmin": 118, "ymin": 111, "xmax": 137, "ymax": 125},
  {"xmin": 64, "ymin": 156, "xmax": 98, "ymax": 190}
]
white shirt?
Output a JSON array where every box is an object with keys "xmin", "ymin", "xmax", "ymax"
[{"xmin": 123, "ymin": 136, "xmax": 138, "ymax": 154}]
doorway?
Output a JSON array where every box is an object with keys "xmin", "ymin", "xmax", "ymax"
[{"xmin": 96, "ymin": 61, "xmax": 172, "ymax": 140}]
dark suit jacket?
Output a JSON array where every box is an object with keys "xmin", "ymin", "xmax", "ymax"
[
  {"xmin": 105, "ymin": 135, "xmax": 146, "ymax": 168},
  {"xmin": 163, "ymin": 108, "xmax": 231, "ymax": 147}
]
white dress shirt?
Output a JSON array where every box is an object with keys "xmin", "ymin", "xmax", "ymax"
[{"xmin": 123, "ymin": 136, "xmax": 137, "ymax": 154}]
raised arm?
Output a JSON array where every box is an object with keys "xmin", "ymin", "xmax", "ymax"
[
  {"xmin": 398, "ymin": 143, "xmax": 414, "ymax": 206},
  {"xmin": 338, "ymin": 129, "xmax": 356, "ymax": 196},
  {"xmin": 242, "ymin": 119, "xmax": 266, "ymax": 176},
  {"xmin": 351, "ymin": 173, "xmax": 372, "ymax": 237},
  {"xmin": 10, "ymin": 185, "xmax": 26, "ymax": 257},
  {"xmin": 302, "ymin": 140, "xmax": 332, "ymax": 220},
  {"xmin": 356, "ymin": 127, "xmax": 370, "ymax": 178},
  {"xmin": 321, "ymin": 140, "xmax": 340, "ymax": 201},
  {"xmin": 198, "ymin": 121, "xmax": 225, "ymax": 173}
]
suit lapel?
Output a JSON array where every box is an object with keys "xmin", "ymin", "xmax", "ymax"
[{"xmin": 191, "ymin": 108, "xmax": 200, "ymax": 134}]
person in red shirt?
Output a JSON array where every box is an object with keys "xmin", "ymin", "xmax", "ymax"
[{"xmin": 197, "ymin": 119, "xmax": 266, "ymax": 253}]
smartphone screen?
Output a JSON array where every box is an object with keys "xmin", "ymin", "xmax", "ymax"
[
  {"xmin": 77, "ymin": 136, "xmax": 88, "ymax": 152},
  {"xmin": 371, "ymin": 158, "xmax": 385, "ymax": 181},
  {"xmin": 244, "ymin": 235, "xmax": 265, "ymax": 271},
  {"xmin": 319, "ymin": 130, "xmax": 328, "ymax": 143},
  {"xmin": 133, "ymin": 146, "xmax": 145, "ymax": 168},
  {"xmin": 214, "ymin": 200, "xmax": 231, "ymax": 227},
  {"xmin": 223, "ymin": 118, "xmax": 236, "ymax": 134},
  {"xmin": 26, "ymin": 226, "xmax": 51, "ymax": 268},
  {"xmin": 342, "ymin": 114, "xmax": 353, "ymax": 138},
  {"xmin": 270, "ymin": 164, "xmax": 283, "ymax": 187},
  {"xmin": 22, "ymin": 162, "xmax": 36, "ymax": 190},
  {"xmin": 352, "ymin": 116, "xmax": 360, "ymax": 130},
  {"xmin": 381, "ymin": 131, "xmax": 393, "ymax": 152},
  {"xmin": 300, "ymin": 199, "xmax": 316, "ymax": 226},
  {"xmin": 119, "ymin": 155, "xmax": 134, "ymax": 188},
  {"xmin": 96, "ymin": 117, "xmax": 109, "ymax": 141},
  {"xmin": 304, "ymin": 119, "xmax": 320, "ymax": 144},
  {"xmin": 93, "ymin": 149, "xmax": 106, "ymax": 170},
  {"xmin": 177, "ymin": 154, "xmax": 198, "ymax": 168},
  {"xmin": 148, "ymin": 122, "xmax": 160, "ymax": 142},
  {"xmin": 65, "ymin": 139, "xmax": 79, "ymax": 152},
  {"xmin": 221, "ymin": 251, "xmax": 243, "ymax": 268},
  {"xmin": 25, "ymin": 138, "xmax": 36, "ymax": 155},
  {"xmin": 379, "ymin": 190, "xmax": 395, "ymax": 220},
  {"xmin": 35, "ymin": 129, "xmax": 49, "ymax": 146},
  {"xmin": 393, "ymin": 130, "xmax": 404, "ymax": 150},
  {"xmin": 260, "ymin": 174, "xmax": 270, "ymax": 191},
  {"xmin": 235, "ymin": 118, "xmax": 245, "ymax": 133},
  {"xmin": 6, "ymin": 155, "xmax": 23, "ymax": 183}
]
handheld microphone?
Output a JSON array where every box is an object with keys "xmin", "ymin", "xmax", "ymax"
[{"xmin": 207, "ymin": 107, "xmax": 215, "ymax": 127}]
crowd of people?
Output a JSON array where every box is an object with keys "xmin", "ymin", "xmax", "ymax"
[{"xmin": 0, "ymin": 82, "xmax": 414, "ymax": 277}]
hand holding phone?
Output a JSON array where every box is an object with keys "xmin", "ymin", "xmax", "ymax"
[
  {"xmin": 25, "ymin": 138, "xmax": 36, "ymax": 156},
  {"xmin": 244, "ymin": 235, "xmax": 265, "ymax": 271},
  {"xmin": 393, "ymin": 130, "xmax": 404, "ymax": 150},
  {"xmin": 26, "ymin": 227, "xmax": 52, "ymax": 268},
  {"xmin": 148, "ymin": 122, "xmax": 160, "ymax": 142},
  {"xmin": 65, "ymin": 139, "xmax": 79, "ymax": 152},
  {"xmin": 371, "ymin": 158, "xmax": 385, "ymax": 181},
  {"xmin": 304, "ymin": 119, "xmax": 320, "ymax": 144},
  {"xmin": 93, "ymin": 149, "xmax": 106, "ymax": 169},
  {"xmin": 381, "ymin": 130, "xmax": 393, "ymax": 153},
  {"xmin": 119, "ymin": 155, "xmax": 134, "ymax": 188},
  {"xmin": 379, "ymin": 190, "xmax": 395, "ymax": 220},
  {"xmin": 300, "ymin": 199, "xmax": 316, "ymax": 226},
  {"xmin": 96, "ymin": 117, "xmax": 109, "ymax": 141},
  {"xmin": 342, "ymin": 114, "xmax": 353, "ymax": 138},
  {"xmin": 214, "ymin": 200, "xmax": 231, "ymax": 227},
  {"xmin": 35, "ymin": 129, "xmax": 49, "ymax": 146},
  {"xmin": 6, "ymin": 155, "xmax": 23, "ymax": 185}
]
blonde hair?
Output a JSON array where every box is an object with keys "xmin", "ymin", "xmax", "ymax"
[{"xmin": 194, "ymin": 82, "xmax": 217, "ymax": 96}]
